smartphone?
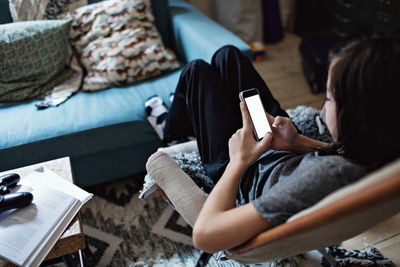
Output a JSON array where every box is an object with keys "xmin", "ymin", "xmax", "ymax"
[{"xmin": 239, "ymin": 88, "xmax": 271, "ymax": 141}]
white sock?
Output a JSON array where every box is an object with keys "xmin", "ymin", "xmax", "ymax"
[{"xmin": 145, "ymin": 96, "xmax": 169, "ymax": 140}]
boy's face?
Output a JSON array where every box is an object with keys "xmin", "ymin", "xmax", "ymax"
[{"xmin": 326, "ymin": 58, "xmax": 338, "ymax": 142}]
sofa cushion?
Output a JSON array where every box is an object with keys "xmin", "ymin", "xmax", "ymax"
[
  {"xmin": 68, "ymin": 0, "xmax": 179, "ymax": 91},
  {"xmin": 88, "ymin": 0, "xmax": 173, "ymax": 49},
  {"xmin": 0, "ymin": 68, "xmax": 182, "ymax": 186},
  {"xmin": 0, "ymin": 19, "xmax": 71, "ymax": 102}
]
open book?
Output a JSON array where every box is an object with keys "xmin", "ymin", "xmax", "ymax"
[{"xmin": 0, "ymin": 167, "xmax": 93, "ymax": 266}]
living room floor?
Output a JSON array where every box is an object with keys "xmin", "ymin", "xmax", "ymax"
[
  {"xmin": 255, "ymin": 32, "xmax": 400, "ymax": 266},
  {"xmin": 253, "ymin": 32, "xmax": 326, "ymax": 110}
]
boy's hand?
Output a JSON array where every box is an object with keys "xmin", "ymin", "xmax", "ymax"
[
  {"xmin": 266, "ymin": 113, "xmax": 299, "ymax": 151},
  {"xmin": 228, "ymin": 102, "xmax": 273, "ymax": 169}
]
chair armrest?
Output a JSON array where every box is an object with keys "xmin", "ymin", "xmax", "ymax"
[
  {"xmin": 146, "ymin": 151, "xmax": 206, "ymax": 227},
  {"xmin": 168, "ymin": 0, "xmax": 252, "ymax": 63},
  {"xmin": 226, "ymin": 159, "xmax": 400, "ymax": 264}
]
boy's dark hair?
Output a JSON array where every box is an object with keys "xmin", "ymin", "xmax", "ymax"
[{"xmin": 328, "ymin": 33, "xmax": 400, "ymax": 169}]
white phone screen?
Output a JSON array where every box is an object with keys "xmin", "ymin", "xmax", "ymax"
[{"xmin": 244, "ymin": 95, "xmax": 271, "ymax": 140}]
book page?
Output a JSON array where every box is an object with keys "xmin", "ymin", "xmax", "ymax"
[
  {"xmin": 23, "ymin": 167, "xmax": 93, "ymax": 203},
  {"xmin": 0, "ymin": 186, "xmax": 75, "ymax": 265}
]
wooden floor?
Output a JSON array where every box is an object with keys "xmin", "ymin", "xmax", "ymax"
[
  {"xmin": 253, "ymin": 33, "xmax": 325, "ymax": 110},
  {"xmin": 254, "ymin": 32, "xmax": 400, "ymax": 266}
]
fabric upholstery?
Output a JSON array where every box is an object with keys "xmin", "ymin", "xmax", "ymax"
[
  {"xmin": 146, "ymin": 151, "xmax": 206, "ymax": 227},
  {"xmin": 0, "ymin": 69, "xmax": 181, "ymax": 186},
  {"xmin": 0, "ymin": 0, "xmax": 250, "ymax": 187},
  {"xmin": 0, "ymin": 20, "xmax": 71, "ymax": 101},
  {"xmin": 88, "ymin": 0, "xmax": 174, "ymax": 48},
  {"xmin": 67, "ymin": 0, "xmax": 179, "ymax": 91}
]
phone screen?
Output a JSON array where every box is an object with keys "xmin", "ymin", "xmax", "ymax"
[{"xmin": 244, "ymin": 94, "xmax": 271, "ymax": 140}]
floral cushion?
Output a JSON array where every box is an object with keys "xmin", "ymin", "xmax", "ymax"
[{"xmin": 67, "ymin": 0, "xmax": 179, "ymax": 91}]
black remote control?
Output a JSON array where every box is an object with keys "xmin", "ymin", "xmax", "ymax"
[
  {"xmin": 0, "ymin": 173, "xmax": 20, "ymax": 195},
  {"xmin": 0, "ymin": 192, "xmax": 33, "ymax": 213}
]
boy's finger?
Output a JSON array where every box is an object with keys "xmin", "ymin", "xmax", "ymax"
[
  {"xmin": 266, "ymin": 112, "xmax": 275, "ymax": 125},
  {"xmin": 258, "ymin": 132, "xmax": 273, "ymax": 151},
  {"xmin": 240, "ymin": 101, "xmax": 252, "ymax": 129}
]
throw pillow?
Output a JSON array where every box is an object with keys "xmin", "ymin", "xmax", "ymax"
[
  {"xmin": 67, "ymin": 0, "xmax": 179, "ymax": 91},
  {"xmin": 0, "ymin": 19, "xmax": 72, "ymax": 102}
]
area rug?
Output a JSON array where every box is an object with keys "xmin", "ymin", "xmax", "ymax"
[
  {"xmin": 78, "ymin": 174, "xmax": 314, "ymax": 267},
  {"xmin": 77, "ymin": 173, "xmax": 393, "ymax": 267}
]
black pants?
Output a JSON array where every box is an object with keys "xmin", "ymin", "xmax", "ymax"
[{"xmin": 164, "ymin": 45, "xmax": 289, "ymax": 184}]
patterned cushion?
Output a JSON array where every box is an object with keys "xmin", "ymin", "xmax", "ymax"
[
  {"xmin": 0, "ymin": 20, "xmax": 72, "ymax": 101},
  {"xmin": 67, "ymin": 0, "xmax": 179, "ymax": 91}
]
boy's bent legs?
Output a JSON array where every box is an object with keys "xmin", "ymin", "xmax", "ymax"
[
  {"xmin": 165, "ymin": 60, "xmax": 243, "ymax": 183},
  {"xmin": 211, "ymin": 45, "xmax": 289, "ymax": 118},
  {"xmin": 164, "ymin": 46, "xmax": 292, "ymax": 184}
]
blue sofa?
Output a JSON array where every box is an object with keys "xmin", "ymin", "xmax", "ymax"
[{"xmin": 0, "ymin": 0, "xmax": 251, "ymax": 187}]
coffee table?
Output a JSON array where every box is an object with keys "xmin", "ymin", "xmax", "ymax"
[{"xmin": 0, "ymin": 157, "xmax": 86, "ymax": 266}]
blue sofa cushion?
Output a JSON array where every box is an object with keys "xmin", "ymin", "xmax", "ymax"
[{"xmin": 0, "ymin": 69, "xmax": 182, "ymax": 186}]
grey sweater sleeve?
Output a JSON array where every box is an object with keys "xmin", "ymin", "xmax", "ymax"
[{"xmin": 251, "ymin": 153, "xmax": 366, "ymax": 226}]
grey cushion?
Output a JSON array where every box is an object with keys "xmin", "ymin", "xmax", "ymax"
[{"xmin": 0, "ymin": 20, "xmax": 71, "ymax": 101}]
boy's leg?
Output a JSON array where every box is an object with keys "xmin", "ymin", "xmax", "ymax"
[
  {"xmin": 164, "ymin": 46, "xmax": 290, "ymax": 183},
  {"xmin": 211, "ymin": 45, "xmax": 289, "ymax": 118},
  {"xmin": 165, "ymin": 60, "xmax": 243, "ymax": 183}
]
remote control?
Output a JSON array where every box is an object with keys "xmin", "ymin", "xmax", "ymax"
[
  {"xmin": 0, "ymin": 173, "xmax": 20, "ymax": 195},
  {"xmin": 0, "ymin": 192, "xmax": 33, "ymax": 213}
]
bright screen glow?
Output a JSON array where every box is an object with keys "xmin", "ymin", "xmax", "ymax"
[{"xmin": 245, "ymin": 95, "xmax": 271, "ymax": 139}]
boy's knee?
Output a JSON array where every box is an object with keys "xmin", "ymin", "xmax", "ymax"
[
  {"xmin": 183, "ymin": 59, "xmax": 210, "ymax": 74},
  {"xmin": 217, "ymin": 45, "xmax": 240, "ymax": 55},
  {"xmin": 213, "ymin": 45, "xmax": 241, "ymax": 64}
]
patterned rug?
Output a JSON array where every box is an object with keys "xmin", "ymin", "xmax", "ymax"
[
  {"xmin": 76, "ymin": 174, "xmax": 392, "ymax": 267},
  {"xmin": 78, "ymin": 174, "xmax": 283, "ymax": 267}
]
